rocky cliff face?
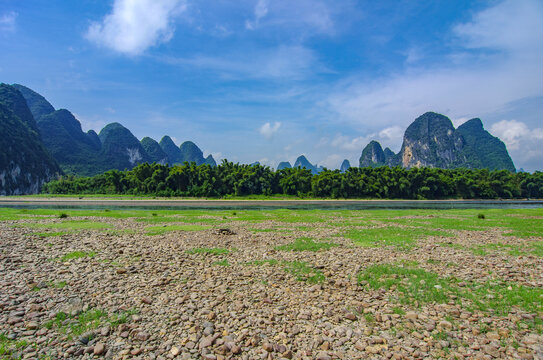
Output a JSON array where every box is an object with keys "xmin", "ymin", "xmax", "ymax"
[
  {"xmin": 394, "ymin": 112, "xmax": 464, "ymax": 168},
  {"xmin": 0, "ymin": 84, "xmax": 60, "ymax": 195},
  {"xmin": 362, "ymin": 112, "xmax": 515, "ymax": 171},
  {"xmin": 359, "ymin": 140, "xmax": 386, "ymax": 168}
]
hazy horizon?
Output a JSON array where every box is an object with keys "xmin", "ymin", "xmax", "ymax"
[{"xmin": 1, "ymin": 0, "xmax": 542, "ymax": 171}]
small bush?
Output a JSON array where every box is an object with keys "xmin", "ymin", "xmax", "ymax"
[
  {"xmin": 59, "ymin": 213, "xmax": 69, "ymax": 219},
  {"xmin": 477, "ymin": 213, "xmax": 486, "ymax": 219}
]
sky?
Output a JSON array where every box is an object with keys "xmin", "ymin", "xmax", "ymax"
[{"xmin": 1, "ymin": 0, "xmax": 543, "ymax": 171}]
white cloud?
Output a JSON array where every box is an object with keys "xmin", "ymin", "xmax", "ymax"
[
  {"xmin": 490, "ymin": 120, "xmax": 543, "ymax": 150},
  {"xmin": 259, "ymin": 122, "xmax": 281, "ymax": 139},
  {"xmin": 320, "ymin": 154, "xmax": 342, "ymax": 169},
  {"xmin": 86, "ymin": 0, "xmax": 187, "ymax": 55},
  {"xmin": 490, "ymin": 119, "xmax": 543, "ymax": 171},
  {"xmin": 453, "ymin": 0, "xmax": 543, "ymax": 53},
  {"xmin": 0, "ymin": 11, "xmax": 17, "ymax": 33},
  {"xmin": 246, "ymin": 0, "xmax": 269, "ymax": 30}
]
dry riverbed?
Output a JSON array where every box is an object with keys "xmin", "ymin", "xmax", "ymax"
[{"xmin": 1, "ymin": 209, "xmax": 542, "ymax": 359}]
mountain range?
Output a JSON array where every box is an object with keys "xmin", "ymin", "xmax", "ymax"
[
  {"xmin": 0, "ymin": 83, "xmax": 516, "ymax": 195},
  {"xmin": 277, "ymin": 112, "xmax": 514, "ymax": 174},
  {"xmin": 1, "ymin": 83, "xmax": 216, "ymax": 194}
]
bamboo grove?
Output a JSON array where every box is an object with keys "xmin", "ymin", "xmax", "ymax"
[{"xmin": 42, "ymin": 161, "xmax": 543, "ymax": 199}]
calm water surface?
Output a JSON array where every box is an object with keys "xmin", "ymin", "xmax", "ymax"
[{"xmin": 1, "ymin": 199, "xmax": 542, "ymax": 211}]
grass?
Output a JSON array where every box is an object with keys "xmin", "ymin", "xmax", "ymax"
[
  {"xmin": 212, "ymin": 259, "xmax": 230, "ymax": 266},
  {"xmin": 275, "ymin": 237, "xmax": 340, "ymax": 252},
  {"xmin": 283, "ymin": 261, "xmax": 326, "ymax": 284},
  {"xmin": 345, "ymin": 226, "xmax": 450, "ymax": 249},
  {"xmin": 43, "ymin": 308, "xmax": 137, "ymax": 340},
  {"xmin": 358, "ymin": 263, "xmax": 543, "ymax": 326},
  {"xmin": 0, "ymin": 333, "xmax": 32, "ymax": 357},
  {"xmin": 145, "ymin": 224, "xmax": 211, "ymax": 235},
  {"xmin": 48, "ymin": 281, "xmax": 67, "ymax": 289},
  {"xmin": 58, "ymin": 251, "xmax": 96, "ymax": 262},
  {"xmin": 186, "ymin": 247, "xmax": 230, "ymax": 255},
  {"xmin": 358, "ymin": 264, "xmax": 455, "ymax": 305}
]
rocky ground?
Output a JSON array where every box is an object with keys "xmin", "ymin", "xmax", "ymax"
[{"xmin": 1, "ymin": 213, "xmax": 542, "ymax": 359}]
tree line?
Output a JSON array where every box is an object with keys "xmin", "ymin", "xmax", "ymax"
[{"xmin": 42, "ymin": 161, "xmax": 543, "ymax": 199}]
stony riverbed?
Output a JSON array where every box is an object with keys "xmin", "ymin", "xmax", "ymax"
[{"xmin": 1, "ymin": 213, "xmax": 542, "ymax": 359}]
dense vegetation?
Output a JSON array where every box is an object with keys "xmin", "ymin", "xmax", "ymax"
[
  {"xmin": 0, "ymin": 84, "xmax": 60, "ymax": 195},
  {"xmin": 42, "ymin": 161, "xmax": 543, "ymax": 199}
]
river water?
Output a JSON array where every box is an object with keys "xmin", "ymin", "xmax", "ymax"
[{"xmin": 1, "ymin": 199, "xmax": 542, "ymax": 210}]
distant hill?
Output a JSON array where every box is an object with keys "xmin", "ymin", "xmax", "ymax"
[
  {"xmin": 340, "ymin": 159, "xmax": 351, "ymax": 172},
  {"xmin": 38, "ymin": 109, "xmax": 104, "ymax": 176},
  {"xmin": 159, "ymin": 136, "xmax": 183, "ymax": 164},
  {"xmin": 12, "ymin": 84, "xmax": 55, "ymax": 121},
  {"xmin": 293, "ymin": 155, "xmax": 322, "ymax": 174},
  {"xmin": 361, "ymin": 112, "xmax": 515, "ymax": 171},
  {"xmin": 99, "ymin": 123, "xmax": 151, "ymax": 171},
  {"xmin": 179, "ymin": 141, "xmax": 216, "ymax": 166},
  {"xmin": 277, "ymin": 161, "xmax": 292, "ymax": 170},
  {"xmin": 141, "ymin": 137, "xmax": 168, "ymax": 164},
  {"xmin": 359, "ymin": 140, "xmax": 386, "ymax": 168},
  {"xmin": 11, "ymin": 84, "xmax": 215, "ymax": 177},
  {"xmin": 0, "ymin": 84, "xmax": 60, "ymax": 194},
  {"xmin": 455, "ymin": 118, "xmax": 515, "ymax": 172}
]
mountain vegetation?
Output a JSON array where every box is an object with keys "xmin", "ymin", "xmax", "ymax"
[
  {"xmin": 0, "ymin": 84, "xmax": 60, "ymax": 195},
  {"xmin": 38, "ymin": 109, "xmax": 104, "ymax": 176},
  {"xmin": 10, "ymin": 85, "xmax": 215, "ymax": 177},
  {"xmin": 359, "ymin": 140, "xmax": 387, "ymax": 167},
  {"xmin": 43, "ymin": 161, "xmax": 543, "ymax": 199},
  {"xmin": 141, "ymin": 137, "xmax": 168, "ymax": 164}
]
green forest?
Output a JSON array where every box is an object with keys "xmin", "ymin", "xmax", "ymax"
[{"xmin": 41, "ymin": 161, "xmax": 543, "ymax": 199}]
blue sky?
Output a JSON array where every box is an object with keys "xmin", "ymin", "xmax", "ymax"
[{"xmin": 1, "ymin": 0, "xmax": 543, "ymax": 171}]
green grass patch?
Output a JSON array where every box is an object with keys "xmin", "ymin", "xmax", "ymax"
[
  {"xmin": 43, "ymin": 309, "xmax": 137, "ymax": 341},
  {"xmin": 59, "ymin": 251, "xmax": 96, "ymax": 261},
  {"xmin": 345, "ymin": 226, "xmax": 450, "ymax": 249},
  {"xmin": 358, "ymin": 264, "xmax": 455, "ymax": 305},
  {"xmin": 145, "ymin": 224, "xmax": 211, "ymax": 235},
  {"xmin": 186, "ymin": 247, "xmax": 230, "ymax": 255},
  {"xmin": 358, "ymin": 264, "xmax": 543, "ymax": 324},
  {"xmin": 275, "ymin": 237, "xmax": 340, "ymax": 252},
  {"xmin": 0, "ymin": 333, "xmax": 32, "ymax": 357},
  {"xmin": 283, "ymin": 261, "xmax": 325, "ymax": 284},
  {"xmin": 212, "ymin": 259, "xmax": 230, "ymax": 266},
  {"xmin": 48, "ymin": 281, "xmax": 67, "ymax": 289}
]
